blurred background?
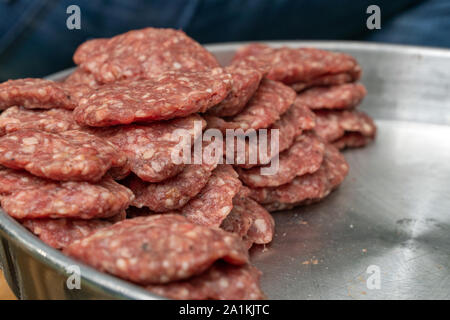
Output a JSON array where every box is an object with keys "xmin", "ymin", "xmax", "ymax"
[{"xmin": 0, "ymin": 0, "xmax": 449, "ymax": 81}]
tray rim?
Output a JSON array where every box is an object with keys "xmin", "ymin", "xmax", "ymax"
[
  {"xmin": 205, "ymin": 40, "xmax": 450, "ymax": 57},
  {"xmin": 1, "ymin": 40, "xmax": 449, "ymax": 300}
]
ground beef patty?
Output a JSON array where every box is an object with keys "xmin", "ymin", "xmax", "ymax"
[
  {"xmin": 237, "ymin": 131, "xmax": 325, "ymax": 187},
  {"xmin": 73, "ymin": 28, "xmax": 220, "ymax": 83},
  {"xmin": 296, "ymin": 83, "xmax": 367, "ymax": 110},
  {"xmin": 0, "ymin": 78, "xmax": 77, "ymax": 110},
  {"xmin": 63, "ymin": 68, "xmax": 102, "ymax": 88},
  {"xmin": 74, "ymin": 69, "xmax": 231, "ymax": 127},
  {"xmin": 221, "ymin": 189, "xmax": 275, "ymax": 248},
  {"xmin": 224, "ymin": 98, "xmax": 316, "ymax": 169},
  {"xmin": 0, "ymin": 129, "xmax": 127, "ymax": 182},
  {"xmin": 271, "ymin": 97, "xmax": 317, "ymax": 153},
  {"xmin": 332, "ymin": 132, "xmax": 375, "ymax": 150},
  {"xmin": 248, "ymin": 143, "xmax": 349, "ymax": 212},
  {"xmin": 146, "ymin": 262, "xmax": 264, "ymax": 300},
  {"xmin": 64, "ymin": 214, "xmax": 249, "ymax": 285},
  {"xmin": 125, "ymin": 152, "xmax": 218, "ymax": 212},
  {"xmin": 314, "ymin": 109, "xmax": 376, "ymax": 148},
  {"xmin": 97, "ymin": 114, "xmax": 205, "ymax": 182},
  {"xmin": 205, "ymin": 78, "xmax": 295, "ymax": 131},
  {"xmin": 22, "ymin": 218, "xmax": 112, "ymax": 249},
  {"xmin": 233, "ymin": 43, "xmax": 361, "ymax": 91},
  {"xmin": 0, "ymin": 106, "xmax": 81, "ymax": 136},
  {"xmin": 207, "ymin": 57, "xmax": 269, "ymax": 117},
  {"xmin": 0, "ymin": 167, "xmax": 133, "ymax": 219},
  {"xmin": 181, "ymin": 164, "xmax": 241, "ymax": 228}
]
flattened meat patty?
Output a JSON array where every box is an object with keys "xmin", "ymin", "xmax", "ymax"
[
  {"xmin": 0, "ymin": 129, "xmax": 126, "ymax": 182},
  {"xmin": 0, "ymin": 167, "xmax": 133, "ymax": 219},
  {"xmin": 233, "ymin": 43, "xmax": 361, "ymax": 90},
  {"xmin": 73, "ymin": 28, "xmax": 220, "ymax": 83},
  {"xmin": 182, "ymin": 165, "xmax": 241, "ymax": 227},
  {"xmin": 74, "ymin": 69, "xmax": 231, "ymax": 127},
  {"xmin": 146, "ymin": 263, "xmax": 264, "ymax": 300},
  {"xmin": 0, "ymin": 106, "xmax": 80, "ymax": 136},
  {"xmin": 0, "ymin": 78, "xmax": 76, "ymax": 110},
  {"xmin": 314, "ymin": 110, "xmax": 376, "ymax": 148},
  {"xmin": 249, "ymin": 143, "xmax": 349, "ymax": 211},
  {"xmin": 64, "ymin": 214, "xmax": 249, "ymax": 284},
  {"xmin": 125, "ymin": 152, "xmax": 218, "ymax": 212},
  {"xmin": 207, "ymin": 57, "xmax": 269, "ymax": 117},
  {"xmin": 205, "ymin": 79, "xmax": 295, "ymax": 131},
  {"xmin": 22, "ymin": 218, "xmax": 112, "ymax": 249},
  {"xmin": 98, "ymin": 114, "xmax": 205, "ymax": 182},
  {"xmin": 296, "ymin": 83, "xmax": 366, "ymax": 110},
  {"xmin": 237, "ymin": 132, "xmax": 325, "ymax": 187}
]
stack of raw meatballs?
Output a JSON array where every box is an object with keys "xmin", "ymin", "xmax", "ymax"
[{"xmin": 0, "ymin": 28, "xmax": 376, "ymax": 300}]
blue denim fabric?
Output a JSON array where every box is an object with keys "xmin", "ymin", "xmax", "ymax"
[
  {"xmin": 0, "ymin": 0, "xmax": 446, "ymax": 80},
  {"xmin": 365, "ymin": 0, "xmax": 450, "ymax": 47}
]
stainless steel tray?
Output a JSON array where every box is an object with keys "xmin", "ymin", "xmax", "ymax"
[{"xmin": 1, "ymin": 41, "xmax": 449, "ymax": 300}]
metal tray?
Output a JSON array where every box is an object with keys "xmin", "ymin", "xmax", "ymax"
[{"xmin": 1, "ymin": 41, "xmax": 449, "ymax": 300}]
